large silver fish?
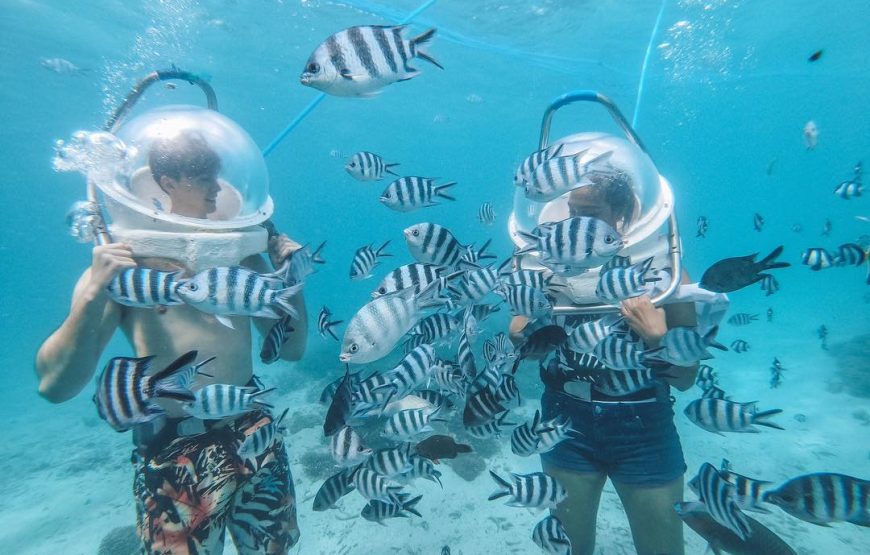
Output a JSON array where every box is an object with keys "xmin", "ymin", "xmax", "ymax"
[
  {"xmin": 300, "ymin": 25, "xmax": 442, "ymax": 97},
  {"xmin": 517, "ymin": 216, "xmax": 623, "ymax": 268},
  {"xmin": 340, "ymin": 281, "xmax": 444, "ymax": 364}
]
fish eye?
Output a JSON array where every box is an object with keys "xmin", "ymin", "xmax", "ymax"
[
  {"xmin": 349, "ymin": 343, "xmax": 359, "ymax": 353},
  {"xmin": 604, "ymin": 235, "xmax": 614, "ymax": 244},
  {"xmin": 188, "ymin": 283, "xmax": 198, "ymax": 291},
  {"xmin": 412, "ymin": 229, "xmax": 420, "ymax": 237},
  {"xmin": 378, "ymin": 287, "xmax": 386, "ymax": 294},
  {"xmin": 349, "ymin": 161, "xmax": 356, "ymax": 167},
  {"xmin": 307, "ymin": 62, "xmax": 320, "ymax": 74}
]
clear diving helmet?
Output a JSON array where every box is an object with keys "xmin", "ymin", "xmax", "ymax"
[
  {"xmin": 67, "ymin": 69, "xmax": 272, "ymax": 272},
  {"xmin": 508, "ymin": 91, "xmax": 682, "ymax": 313}
]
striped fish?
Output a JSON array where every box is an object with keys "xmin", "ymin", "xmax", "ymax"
[
  {"xmin": 593, "ymin": 334, "xmax": 652, "ymax": 370},
  {"xmin": 718, "ymin": 460, "xmax": 772, "ymax": 514},
  {"xmin": 488, "ymin": 470, "xmax": 567, "ymax": 509},
  {"xmin": 260, "ymin": 314, "xmax": 295, "ymax": 364},
  {"xmin": 463, "ymin": 385, "xmax": 506, "ymax": 427},
  {"xmin": 366, "ymin": 445, "xmax": 413, "ymax": 477},
  {"xmin": 237, "ymin": 408, "xmax": 288, "ymax": 464},
  {"xmin": 692, "ymin": 462, "xmax": 752, "ymax": 541},
  {"xmin": 345, "ymin": 151, "xmax": 398, "ymax": 181},
  {"xmin": 182, "ymin": 384, "xmax": 274, "ymax": 419},
  {"xmin": 460, "ymin": 239, "xmax": 497, "ymax": 266},
  {"xmin": 280, "ymin": 240, "xmax": 326, "ymax": 287},
  {"xmin": 514, "ymin": 144, "xmax": 564, "ymax": 187},
  {"xmin": 763, "ymin": 472, "xmax": 870, "ymax": 527},
  {"xmin": 696, "ymin": 364, "xmax": 718, "ymax": 391},
  {"xmin": 448, "ymin": 266, "xmax": 500, "ymax": 306},
  {"xmin": 403, "ymin": 223, "xmax": 472, "ymax": 269},
  {"xmin": 466, "ymin": 410, "xmax": 514, "ymax": 439},
  {"xmin": 684, "ymin": 398, "xmax": 783, "ymax": 434},
  {"xmin": 380, "ymin": 344, "xmax": 436, "ymax": 401},
  {"xmin": 834, "ymin": 242, "xmax": 867, "ymax": 266},
  {"xmin": 588, "ymin": 368, "xmax": 670, "ymax": 397},
  {"xmin": 702, "ymin": 385, "xmax": 728, "ymax": 400},
  {"xmin": 457, "ymin": 327, "xmax": 477, "ymax": 380},
  {"xmin": 106, "ymin": 267, "xmax": 185, "ymax": 307},
  {"xmin": 501, "ymin": 268, "xmax": 553, "ymax": 290},
  {"xmin": 380, "ymin": 177, "xmax": 456, "ymax": 212},
  {"xmin": 407, "ymin": 313, "xmax": 459, "ymax": 346},
  {"xmin": 403, "ymin": 454, "xmax": 443, "ymax": 487},
  {"xmin": 361, "ymin": 493, "xmax": 423, "ymax": 522},
  {"xmin": 649, "ymin": 326, "xmax": 727, "ymax": 367},
  {"xmin": 350, "ymin": 240, "xmax": 392, "ymax": 280},
  {"xmin": 595, "ymin": 257, "xmax": 659, "ymax": 303},
  {"xmin": 340, "ymin": 280, "xmax": 445, "ymax": 364},
  {"xmin": 730, "ymin": 339, "xmax": 750, "ymax": 353},
  {"xmin": 471, "ymin": 302, "xmax": 501, "ymax": 322},
  {"xmin": 524, "ymin": 150, "xmax": 615, "ymax": 202},
  {"xmin": 349, "ymin": 466, "xmax": 404, "ymax": 501},
  {"xmin": 516, "ymin": 216, "xmax": 623, "ymax": 267},
  {"xmin": 372, "ymin": 263, "xmax": 446, "ymax": 298},
  {"xmin": 354, "ymin": 372, "xmax": 395, "ymax": 407},
  {"xmin": 834, "ymin": 179, "xmax": 863, "ymax": 199},
  {"xmin": 535, "ymin": 414, "xmax": 577, "ymax": 454},
  {"xmin": 566, "ymin": 317, "xmax": 615, "ymax": 353},
  {"xmin": 93, "ymin": 350, "xmax": 198, "ymax": 432},
  {"xmin": 430, "ymin": 360, "xmax": 467, "ymax": 397},
  {"xmin": 313, "ymin": 468, "xmax": 356, "ymax": 511},
  {"xmin": 511, "ymin": 410, "xmax": 547, "ymax": 457},
  {"xmin": 300, "ymin": 26, "xmax": 442, "ymax": 97},
  {"xmin": 497, "ymin": 284, "xmax": 552, "ymax": 320},
  {"xmin": 760, "ymin": 274, "xmax": 779, "ymax": 295},
  {"xmin": 532, "ymin": 515, "xmax": 572, "ymax": 555},
  {"xmin": 478, "ymin": 202, "xmax": 496, "ymax": 225},
  {"xmin": 483, "ymin": 332, "xmax": 517, "ymax": 371},
  {"xmin": 675, "ymin": 501, "xmax": 798, "ymax": 555},
  {"xmin": 318, "ymin": 306, "xmax": 343, "ymax": 340},
  {"xmin": 330, "ymin": 425, "xmax": 373, "ymax": 467},
  {"xmin": 728, "ymin": 313, "xmax": 758, "ymax": 326},
  {"xmin": 801, "ymin": 247, "xmax": 834, "ymax": 271},
  {"xmin": 492, "ymin": 374, "xmax": 520, "ymax": 405},
  {"xmin": 601, "ymin": 254, "xmax": 633, "ymax": 273},
  {"xmin": 175, "ymin": 266, "xmax": 302, "ymax": 328},
  {"xmin": 324, "ymin": 368, "xmax": 354, "ymax": 436}
]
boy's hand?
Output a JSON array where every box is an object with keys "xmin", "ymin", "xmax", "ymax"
[
  {"xmin": 269, "ymin": 234, "xmax": 302, "ymax": 268},
  {"xmin": 88, "ymin": 243, "xmax": 136, "ymax": 294},
  {"xmin": 619, "ymin": 295, "xmax": 667, "ymax": 346}
]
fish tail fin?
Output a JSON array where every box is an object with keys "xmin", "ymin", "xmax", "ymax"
[
  {"xmin": 376, "ymin": 240, "xmax": 392, "ymax": 258},
  {"xmin": 497, "ymin": 258, "xmax": 513, "ymax": 276},
  {"xmin": 273, "ymin": 283, "xmax": 304, "ymax": 319},
  {"xmin": 402, "ymin": 494, "xmax": 424, "ymax": 517},
  {"xmin": 476, "ymin": 239, "xmax": 495, "ymax": 260},
  {"xmin": 515, "ymin": 232, "xmax": 540, "ymax": 255},
  {"xmin": 435, "ymin": 182, "xmax": 457, "ymax": 201},
  {"xmin": 150, "ymin": 351, "xmax": 200, "ymax": 400},
  {"xmin": 704, "ymin": 326, "xmax": 728, "ymax": 351},
  {"xmin": 488, "ymin": 470, "xmax": 511, "ymax": 500},
  {"xmin": 760, "ymin": 245, "xmax": 790, "ymax": 269},
  {"xmin": 326, "ymin": 319, "xmax": 343, "ymax": 340},
  {"xmin": 411, "ymin": 28, "xmax": 443, "ymax": 69},
  {"xmin": 384, "ymin": 163, "xmax": 400, "ymax": 176},
  {"xmin": 753, "ymin": 408, "xmax": 784, "ymax": 430}
]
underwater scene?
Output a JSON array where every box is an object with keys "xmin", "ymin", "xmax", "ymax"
[{"xmin": 1, "ymin": 1, "xmax": 868, "ymax": 554}]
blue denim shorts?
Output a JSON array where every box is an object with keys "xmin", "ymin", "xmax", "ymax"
[{"xmin": 540, "ymin": 388, "xmax": 687, "ymax": 487}]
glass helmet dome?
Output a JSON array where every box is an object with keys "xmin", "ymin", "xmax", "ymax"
[
  {"xmin": 98, "ymin": 104, "xmax": 273, "ymax": 232},
  {"xmin": 509, "ymin": 132, "xmax": 677, "ymax": 306}
]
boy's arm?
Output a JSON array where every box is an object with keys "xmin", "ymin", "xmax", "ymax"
[{"xmin": 35, "ymin": 244, "xmax": 133, "ymax": 403}]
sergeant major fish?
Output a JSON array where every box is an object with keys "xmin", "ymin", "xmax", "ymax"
[
  {"xmin": 300, "ymin": 25, "xmax": 442, "ymax": 97},
  {"xmin": 516, "ymin": 216, "xmax": 623, "ymax": 268},
  {"xmin": 514, "ymin": 144, "xmax": 564, "ymax": 187},
  {"xmin": 488, "ymin": 470, "xmax": 567, "ymax": 509},
  {"xmin": 260, "ymin": 314, "xmax": 295, "ymax": 363},
  {"xmin": 763, "ymin": 472, "xmax": 870, "ymax": 527},
  {"xmin": 318, "ymin": 306, "xmax": 343, "ymax": 340},
  {"xmin": 524, "ymin": 150, "xmax": 615, "ymax": 202},
  {"xmin": 346, "ymin": 151, "xmax": 398, "ymax": 181},
  {"xmin": 684, "ymin": 398, "xmax": 783, "ymax": 434},
  {"xmin": 691, "ymin": 462, "xmax": 752, "ymax": 541},
  {"xmin": 595, "ymin": 256, "xmax": 659, "ymax": 302},
  {"xmin": 106, "ymin": 267, "xmax": 185, "ymax": 308},
  {"xmin": 93, "ymin": 350, "xmax": 199, "ymax": 432},
  {"xmin": 380, "ymin": 177, "xmax": 456, "ymax": 212},
  {"xmin": 532, "ymin": 515, "xmax": 572, "ymax": 555},
  {"xmin": 350, "ymin": 240, "xmax": 392, "ymax": 280},
  {"xmin": 403, "ymin": 223, "xmax": 474, "ymax": 269},
  {"xmin": 183, "ymin": 384, "xmax": 274, "ymax": 419}
]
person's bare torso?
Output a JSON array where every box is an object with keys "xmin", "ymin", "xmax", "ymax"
[{"xmin": 117, "ymin": 258, "xmax": 257, "ymax": 418}]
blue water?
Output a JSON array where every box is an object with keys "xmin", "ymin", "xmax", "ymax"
[{"xmin": 1, "ymin": 1, "xmax": 868, "ymax": 553}]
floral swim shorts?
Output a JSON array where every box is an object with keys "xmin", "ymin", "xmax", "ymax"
[{"xmin": 132, "ymin": 411, "xmax": 300, "ymax": 554}]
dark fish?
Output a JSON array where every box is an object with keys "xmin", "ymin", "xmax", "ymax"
[
  {"xmin": 323, "ymin": 367, "xmax": 354, "ymax": 437},
  {"xmin": 414, "ymin": 434, "xmax": 473, "ymax": 461},
  {"xmin": 700, "ymin": 245, "xmax": 790, "ymax": 293},
  {"xmin": 260, "ymin": 314, "xmax": 294, "ymax": 364},
  {"xmin": 511, "ymin": 325, "xmax": 568, "ymax": 373},
  {"xmin": 675, "ymin": 501, "xmax": 797, "ymax": 555},
  {"xmin": 808, "ymin": 49, "xmax": 823, "ymax": 62}
]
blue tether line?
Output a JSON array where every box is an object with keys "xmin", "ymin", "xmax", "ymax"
[
  {"xmin": 262, "ymin": 0, "xmax": 439, "ymax": 157},
  {"xmin": 632, "ymin": 0, "xmax": 667, "ymax": 129}
]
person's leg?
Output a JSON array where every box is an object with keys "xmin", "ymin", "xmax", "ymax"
[
  {"xmin": 612, "ymin": 476, "xmax": 685, "ymax": 555},
  {"xmin": 542, "ymin": 461, "xmax": 607, "ymax": 555},
  {"xmin": 228, "ymin": 434, "xmax": 300, "ymax": 554},
  {"xmin": 133, "ymin": 434, "xmax": 238, "ymax": 555}
]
